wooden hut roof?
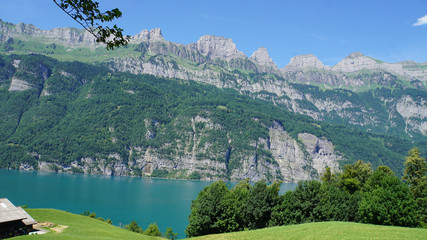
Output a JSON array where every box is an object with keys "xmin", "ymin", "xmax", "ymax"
[{"xmin": 0, "ymin": 198, "xmax": 36, "ymax": 225}]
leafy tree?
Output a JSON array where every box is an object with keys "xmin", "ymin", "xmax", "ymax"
[
  {"xmin": 339, "ymin": 160, "xmax": 373, "ymax": 193},
  {"xmin": 53, "ymin": 0, "xmax": 129, "ymax": 49},
  {"xmin": 144, "ymin": 222, "xmax": 162, "ymax": 237},
  {"xmin": 402, "ymin": 147, "xmax": 426, "ymax": 224},
  {"xmin": 244, "ymin": 181, "xmax": 281, "ymax": 229},
  {"xmin": 164, "ymin": 227, "xmax": 178, "ymax": 240},
  {"xmin": 215, "ymin": 179, "xmax": 249, "ymax": 232},
  {"xmin": 314, "ymin": 183, "xmax": 353, "ymax": 222},
  {"xmin": 320, "ymin": 166, "xmax": 336, "ymax": 183},
  {"xmin": 125, "ymin": 220, "xmax": 143, "ymax": 234},
  {"xmin": 358, "ymin": 166, "xmax": 418, "ymax": 227},
  {"xmin": 285, "ymin": 180, "xmax": 322, "ymax": 223},
  {"xmin": 106, "ymin": 218, "xmax": 112, "ymax": 225},
  {"xmin": 185, "ymin": 181, "xmax": 230, "ymax": 237}
]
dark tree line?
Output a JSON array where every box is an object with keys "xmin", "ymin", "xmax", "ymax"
[{"xmin": 186, "ymin": 148, "xmax": 426, "ymax": 237}]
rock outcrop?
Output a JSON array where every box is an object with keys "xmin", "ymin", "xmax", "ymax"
[
  {"xmin": 249, "ymin": 47, "xmax": 281, "ymax": 75},
  {"xmin": 268, "ymin": 122, "xmax": 313, "ymax": 182},
  {"xmin": 298, "ymin": 133, "xmax": 340, "ymax": 174},
  {"xmin": 9, "ymin": 77, "xmax": 33, "ymax": 91},
  {"xmin": 1, "ymin": 20, "xmax": 98, "ymax": 48},
  {"xmin": 332, "ymin": 52, "xmax": 404, "ymax": 75},
  {"xmin": 189, "ymin": 35, "xmax": 246, "ymax": 61},
  {"xmin": 132, "ymin": 28, "xmax": 164, "ymax": 43},
  {"xmin": 396, "ymin": 95, "xmax": 427, "ymax": 135},
  {"xmin": 282, "ymin": 54, "xmax": 329, "ymax": 72}
]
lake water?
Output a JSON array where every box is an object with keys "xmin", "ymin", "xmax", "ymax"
[{"xmin": 0, "ymin": 169, "xmax": 297, "ymax": 238}]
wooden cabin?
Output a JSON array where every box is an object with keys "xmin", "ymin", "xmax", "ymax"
[{"xmin": 0, "ymin": 198, "xmax": 37, "ymax": 239}]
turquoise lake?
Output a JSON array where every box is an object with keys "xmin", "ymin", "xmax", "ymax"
[{"xmin": 0, "ymin": 169, "xmax": 297, "ymax": 238}]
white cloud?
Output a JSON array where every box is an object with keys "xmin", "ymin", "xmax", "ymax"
[{"xmin": 413, "ymin": 14, "xmax": 427, "ymax": 26}]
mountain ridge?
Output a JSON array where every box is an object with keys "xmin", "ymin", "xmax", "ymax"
[
  {"xmin": 0, "ymin": 20, "xmax": 425, "ymax": 140},
  {"xmin": 2, "ymin": 19, "xmax": 427, "ymax": 69},
  {"xmin": 1, "ymin": 19, "xmax": 426, "ymax": 139}
]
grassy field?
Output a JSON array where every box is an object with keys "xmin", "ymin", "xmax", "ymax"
[
  {"xmin": 13, "ymin": 209, "xmax": 164, "ymax": 240},
  {"xmin": 12, "ymin": 209, "xmax": 427, "ymax": 240},
  {"xmin": 190, "ymin": 222, "xmax": 427, "ymax": 240}
]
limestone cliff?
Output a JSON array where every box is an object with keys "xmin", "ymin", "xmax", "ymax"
[
  {"xmin": 249, "ymin": 47, "xmax": 281, "ymax": 75},
  {"xmin": 25, "ymin": 117, "xmax": 342, "ymax": 182},
  {"xmin": 281, "ymin": 52, "xmax": 425, "ymax": 89}
]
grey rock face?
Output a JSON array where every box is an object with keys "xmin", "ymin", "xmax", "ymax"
[
  {"xmin": 281, "ymin": 52, "xmax": 426, "ymax": 88},
  {"xmin": 8, "ymin": 21, "xmax": 98, "ymax": 48},
  {"xmin": 282, "ymin": 54, "xmax": 329, "ymax": 72},
  {"xmin": 32, "ymin": 118, "xmax": 341, "ymax": 182},
  {"xmin": 249, "ymin": 47, "xmax": 281, "ymax": 75},
  {"xmin": 396, "ymin": 95, "xmax": 427, "ymax": 135},
  {"xmin": 190, "ymin": 35, "xmax": 246, "ymax": 61},
  {"xmin": 268, "ymin": 122, "xmax": 312, "ymax": 182},
  {"xmin": 132, "ymin": 28, "xmax": 164, "ymax": 43},
  {"xmin": 298, "ymin": 133, "xmax": 340, "ymax": 174},
  {"xmin": 9, "ymin": 78, "xmax": 33, "ymax": 91}
]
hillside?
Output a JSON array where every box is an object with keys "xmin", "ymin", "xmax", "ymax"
[
  {"xmin": 0, "ymin": 53, "xmax": 422, "ymax": 181},
  {"xmin": 190, "ymin": 222, "xmax": 427, "ymax": 240},
  {"xmin": 13, "ymin": 209, "xmax": 427, "ymax": 240},
  {"xmin": 0, "ymin": 19, "xmax": 425, "ymax": 140},
  {"xmin": 13, "ymin": 209, "xmax": 163, "ymax": 240}
]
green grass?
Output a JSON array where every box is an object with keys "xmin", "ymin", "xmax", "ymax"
[
  {"xmin": 1, "ymin": 37, "xmax": 141, "ymax": 63},
  {"xmin": 189, "ymin": 222, "xmax": 427, "ymax": 240},
  {"xmin": 11, "ymin": 209, "xmax": 427, "ymax": 240},
  {"xmin": 13, "ymin": 209, "xmax": 164, "ymax": 240}
]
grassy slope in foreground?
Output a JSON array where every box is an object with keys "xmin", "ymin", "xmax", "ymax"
[
  {"xmin": 13, "ymin": 209, "xmax": 164, "ymax": 240},
  {"xmin": 12, "ymin": 209, "xmax": 427, "ymax": 240},
  {"xmin": 190, "ymin": 221, "xmax": 427, "ymax": 240}
]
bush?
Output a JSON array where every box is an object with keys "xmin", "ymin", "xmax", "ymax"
[{"xmin": 144, "ymin": 222, "xmax": 161, "ymax": 236}]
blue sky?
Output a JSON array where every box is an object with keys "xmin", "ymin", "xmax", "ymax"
[{"xmin": 0, "ymin": 0, "xmax": 426, "ymax": 67}]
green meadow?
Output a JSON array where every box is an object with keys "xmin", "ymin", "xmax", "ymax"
[{"xmin": 12, "ymin": 209, "xmax": 427, "ymax": 240}]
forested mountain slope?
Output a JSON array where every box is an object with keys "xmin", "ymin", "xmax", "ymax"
[{"xmin": 0, "ymin": 54, "xmax": 421, "ymax": 181}]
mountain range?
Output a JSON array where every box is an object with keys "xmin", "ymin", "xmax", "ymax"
[{"xmin": 0, "ymin": 19, "xmax": 425, "ymax": 181}]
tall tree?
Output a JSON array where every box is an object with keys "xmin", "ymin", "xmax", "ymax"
[
  {"xmin": 402, "ymin": 147, "xmax": 426, "ymax": 225},
  {"xmin": 339, "ymin": 160, "xmax": 372, "ymax": 193},
  {"xmin": 358, "ymin": 166, "xmax": 418, "ymax": 227},
  {"xmin": 185, "ymin": 181, "xmax": 230, "ymax": 237},
  {"xmin": 244, "ymin": 181, "xmax": 281, "ymax": 229},
  {"xmin": 53, "ymin": 0, "xmax": 129, "ymax": 49}
]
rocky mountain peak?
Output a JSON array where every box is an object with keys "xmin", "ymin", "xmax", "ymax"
[
  {"xmin": 132, "ymin": 28, "xmax": 164, "ymax": 43},
  {"xmin": 191, "ymin": 35, "xmax": 246, "ymax": 60},
  {"xmin": 250, "ymin": 47, "xmax": 280, "ymax": 74},
  {"xmin": 346, "ymin": 52, "xmax": 365, "ymax": 59},
  {"xmin": 15, "ymin": 22, "xmax": 38, "ymax": 35},
  {"xmin": 332, "ymin": 52, "xmax": 378, "ymax": 72},
  {"xmin": 282, "ymin": 54, "xmax": 328, "ymax": 72},
  {"xmin": 149, "ymin": 28, "xmax": 163, "ymax": 41},
  {"xmin": 250, "ymin": 47, "xmax": 275, "ymax": 66}
]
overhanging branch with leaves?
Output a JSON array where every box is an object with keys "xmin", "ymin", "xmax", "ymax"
[{"xmin": 53, "ymin": 0, "xmax": 130, "ymax": 50}]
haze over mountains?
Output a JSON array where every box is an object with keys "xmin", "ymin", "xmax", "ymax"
[{"xmin": 0, "ymin": 20, "xmax": 425, "ymax": 181}]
